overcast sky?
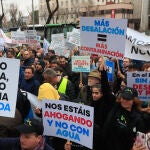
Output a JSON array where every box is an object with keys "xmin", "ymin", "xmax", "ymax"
[{"xmin": 3, "ymin": 0, "xmax": 39, "ymax": 16}]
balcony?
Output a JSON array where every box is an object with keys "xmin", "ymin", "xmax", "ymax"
[{"xmin": 80, "ymin": 3, "xmax": 133, "ymax": 13}]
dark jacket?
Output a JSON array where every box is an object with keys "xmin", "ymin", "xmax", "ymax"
[
  {"xmin": 19, "ymin": 77, "xmax": 40, "ymax": 96},
  {"xmin": 0, "ymin": 137, "xmax": 54, "ymax": 150},
  {"xmin": 22, "ymin": 58, "xmax": 34, "ymax": 67},
  {"xmin": 103, "ymin": 103, "xmax": 147, "ymax": 150},
  {"xmin": 91, "ymin": 70, "xmax": 116, "ymax": 150},
  {"xmin": 34, "ymin": 70, "xmax": 44, "ymax": 85}
]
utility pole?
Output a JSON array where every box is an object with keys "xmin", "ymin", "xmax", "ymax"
[{"xmin": 32, "ymin": 0, "xmax": 35, "ymax": 30}]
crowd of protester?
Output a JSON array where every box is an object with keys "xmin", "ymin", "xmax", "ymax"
[{"xmin": 0, "ymin": 45, "xmax": 150, "ymax": 150}]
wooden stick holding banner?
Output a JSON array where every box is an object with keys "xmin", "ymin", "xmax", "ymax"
[
  {"xmin": 80, "ymin": 72, "xmax": 83, "ymax": 83},
  {"xmin": 116, "ymin": 59, "xmax": 120, "ymax": 72}
]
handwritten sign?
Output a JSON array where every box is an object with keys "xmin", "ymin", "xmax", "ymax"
[{"xmin": 72, "ymin": 56, "xmax": 90, "ymax": 72}]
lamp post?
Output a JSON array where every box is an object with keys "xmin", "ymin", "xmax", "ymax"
[{"xmin": 32, "ymin": 0, "xmax": 35, "ymax": 30}]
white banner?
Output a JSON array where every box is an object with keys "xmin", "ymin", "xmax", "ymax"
[
  {"xmin": 68, "ymin": 28, "xmax": 80, "ymax": 46},
  {"xmin": 80, "ymin": 17, "xmax": 127, "ymax": 59},
  {"xmin": 42, "ymin": 100, "xmax": 94, "ymax": 149},
  {"xmin": 0, "ymin": 58, "xmax": 20, "ymax": 118},
  {"xmin": 125, "ymin": 28, "xmax": 150, "ymax": 61}
]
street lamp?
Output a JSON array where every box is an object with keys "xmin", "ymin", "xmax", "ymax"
[{"xmin": 32, "ymin": 0, "xmax": 35, "ymax": 30}]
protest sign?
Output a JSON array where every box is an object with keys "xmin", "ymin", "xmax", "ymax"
[
  {"xmin": 42, "ymin": 100, "xmax": 94, "ymax": 149},
  {"xmin": 80, "ymin": 17, "xmax": 127, "ymax": 59},
  {"xmin": 72, "ymin": 56, "xmax": 90, "ymax": 72},
  {"xmin": 0, "ymin": 58, "xmax": 20, "ymax": 118},
  {"xmin": 125, "ymin": 28, "xmax": 150, "ymax": 61},
  {"xmin": 43, "ymin": 38, "xmax": 50, "ymax": 54},
  {"xmin": 106, "ymin": 60, "xmax": 114, "ymax": 82},
  {"xmin": 11, "ymin": 31, "xmax": 26, "ymax": 44},
  {"xmin": 127, "ymin": 72, "xmax": 150, "ymax": 101},
  {"xmin": 68, "ymin": 28, "xmax": 80, "ymax": 46}
]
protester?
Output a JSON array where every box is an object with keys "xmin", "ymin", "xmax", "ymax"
[
  {"xmin": 37, "ymin": 68, "xmax": 60, "ymax": 101},
  {"xmin": 103, "ymin": 87, "xmax": 150, "ymax": 150},
  {"xmin": 0, "ymin": 48, "xmax": 4, "ymax": 57},
  {"xmin": 54, "ymin": 66, "xmax": 76, "ymax": 100},
  {"xmin": 19, "ymin": 66, "xmax": 40, "ymax": 96},
  {"xmin": 34, "ymin": 60, "xmax": 45, "ymax": 84},
  {"xmin": 7, "ymin": 49, "xmax": 16, "ymax": 58},
  {"xmin": 59, "ymin": 56, "xmax": 72, "ymax": 79},
  {"xmin": 0, "ymin": 119, "xmax": 54, "ymax": 150},
  {"xmin": 79, "ymin": 70, "xmax": 101, "ymax": 105},
  {"xmin": 22, "ymin": 50, "xmax": 34, "ymax": 68},
  {"xmin": 117, "ymin": 57, "xmax": 131, "ymax": 80}
]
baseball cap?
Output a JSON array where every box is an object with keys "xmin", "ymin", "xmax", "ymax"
[
  {"xmin": 17, "ymin": 119, "xmax": 44, "ymax": 135},
  {"xmin": 121, "ymin": 87, "xmax": 138, "ymax": 100}
]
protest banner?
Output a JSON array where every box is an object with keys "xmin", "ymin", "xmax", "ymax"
[
  {"xmin": 127, "ymin": 72, "xmax": 150, "ymax": 101},
  {"xmin": 11, "ymin": 31, "xmax": 26, "ymax": 44},
  {"xmin": 106, "ymin": 60, "xmax": 114, "ymax": 82},
  {"xmin": 42, "ymin": 100, "xmax": 94, "ymax": 149},
  {"xmin": 0, "ymin": 58, "xmax": 20, "ymax": 118},
  {"xmin": 80, "ymin": 17, "xmax": 127, "ymax": 59},
  {"xmin": 43, "ymin": 38, "xmax": 50, "ymax": 54},
  {"xmin": 68, "ymin": 28, "xmax": 80, "ymax": 46},
  {"xmin": 72, "ymin": 56, "xmax": 90, "ymax": 72},
  {"xmin": 125, "ymin": 28, "xmax": 150, "ymax": 61}
]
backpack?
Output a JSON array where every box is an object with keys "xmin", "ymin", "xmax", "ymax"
[{"xmin": 16, "ymin": 90, "xmax": 31, "ymax": 119}]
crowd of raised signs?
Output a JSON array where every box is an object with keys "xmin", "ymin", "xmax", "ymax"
[{"xmin": 0, "ymin": 44, "xmax": 150, "ymax": 150}]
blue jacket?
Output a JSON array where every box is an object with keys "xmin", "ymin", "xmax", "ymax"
[
  {"xmin": 19, "ymin": 77, "xmax": 40, "ymax": 96},
  {"xmin": 0, "ymin": 138, "xmax": 54, "ymax": 150}
]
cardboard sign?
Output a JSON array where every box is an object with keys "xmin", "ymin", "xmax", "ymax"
[
  {"xmin": 42, "ymin": 100, "xmax": 94, "ymax": 149},
  {"xmin": 72, "ymin": 56, "xmax": 90, "ymax": 72},
  {"xmin": 127, "ymin": 72, "xmax": 150, "ymax": 101},
  {"xmin": 0, "ymin": 58, "xmax": 20, "ymax": 118},
  {"xmin": 80, "ymin": 17, "xmax": 127, "ymax": 59}
]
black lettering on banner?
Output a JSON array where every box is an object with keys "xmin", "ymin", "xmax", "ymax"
[
  {"xmin": 0, "ymin": 62, "xmax": 7, "ymax": 70},
  {"xmin": 97, "ymin": 34, "xmax": 107, "ymax": 42}
]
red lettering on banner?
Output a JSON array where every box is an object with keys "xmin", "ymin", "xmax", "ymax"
[{"xmin": 44, "ymin": 111, "xmax": 92, "ymax": 128}]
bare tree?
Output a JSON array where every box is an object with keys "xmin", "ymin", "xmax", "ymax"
[
  {"xmin": 17, "ymin": 11, "xmax": 23, "ymax": 26},
  {"xmin": 46, "ymin": 0, "xmax": 59, "ymax": 24},
  {"xmin": 0, "ymin": 0, "xmax": 4, "ymax": 28},
  {"xmin": 9, "ymin": 3, "xmax": 18, "ymax": 27}
]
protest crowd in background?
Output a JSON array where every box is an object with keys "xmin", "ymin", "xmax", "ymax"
[{"xmin": 0, "ymin": 17, "xmax": 150, "ymax": 150}]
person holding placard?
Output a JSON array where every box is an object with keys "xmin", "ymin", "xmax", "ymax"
[{"xmin": 103, "ymin": 87, "xmax": 150, "ymax": 150}]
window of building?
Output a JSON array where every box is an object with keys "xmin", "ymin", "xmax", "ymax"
[
  {"xmin": 66, "ymin": 0, "xmax": 68, "ymax": 6},
  {"xmin": 61, "ymin": 1, "xmax": 63, "ymax": 6},
  {"xmin": 66, "ymin": 8, "xmax": 68, "ymax": 13}
]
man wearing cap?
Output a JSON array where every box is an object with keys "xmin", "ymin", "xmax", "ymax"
[
  {"xmin": 103, "ymin": 87, "xmax": 150, "ymax": 150},
  {"xmin": 0, "ymin": 119, "xmax": 54, "ymax": 150},
  {"xmin": 79, "ymin": 70, "xmax": 101, "ymax": 105}
]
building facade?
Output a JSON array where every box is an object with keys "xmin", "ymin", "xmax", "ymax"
[{"xmin": 39, "ymin": 0, "xmax": 150, "ymax": 32}]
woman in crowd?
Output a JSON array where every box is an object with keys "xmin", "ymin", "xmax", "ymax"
[{"xmin": 103, "ymin": 87, "xmax": 150, "ymax": 150}]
